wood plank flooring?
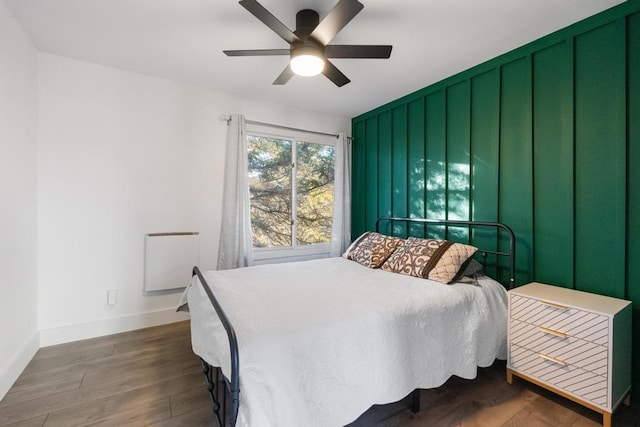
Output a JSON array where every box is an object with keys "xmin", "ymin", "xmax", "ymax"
[{"xmin": 1, "ymin": 321, "xmax": 638, "ymax": 426}]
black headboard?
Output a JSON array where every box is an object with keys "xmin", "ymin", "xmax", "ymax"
[{"xmin": 375, "ymin": 217, "xmax": 516, "ymax": 289}]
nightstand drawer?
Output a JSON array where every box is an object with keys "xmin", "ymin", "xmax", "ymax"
[
  {"xmin": 510, "ymin": 294, "xmax": 609, "ymax": 345},
  {"xmin": 510, "ymin": 319, "xmax": 608, "ymax": 375},
  {"xmin": 510, "ymin": 343, "xmax": 608, "ymax": 407}
]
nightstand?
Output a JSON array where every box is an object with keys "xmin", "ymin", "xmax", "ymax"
[{"xmin": 506, "ymin": 282, "xmax": 632, "ymax": 427}]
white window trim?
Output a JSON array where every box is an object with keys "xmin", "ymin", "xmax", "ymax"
[{"xmin": 246, "ymin": 122, "xmax": 337, "ymax": 263}]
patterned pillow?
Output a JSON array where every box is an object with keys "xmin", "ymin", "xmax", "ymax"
[
  {"xmin": 381, "ymin": 237, "xmax": 451, "ymax": 278},
  {"xmin": 343, "ymin": 232, "xmax": 404, "ymax": 268},
  {"xmin": 429, "ymin": 243, "xmax": 478, "ymax": 283},
  {"xmin": 381, "ymin": 237, "xmax": 477, "ymax": 283}
]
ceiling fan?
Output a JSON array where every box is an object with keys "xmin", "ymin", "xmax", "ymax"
[{"xmin": 223, "ymin": 0, "xmax": 392, "ymax": 87}]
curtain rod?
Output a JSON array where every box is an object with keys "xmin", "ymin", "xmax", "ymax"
[
  {"xmin": 220, "ymin": 114, "xmax": 344, "ymax": 139},
  {"xmin": 246, "ymin": 119, "xmax": 341, "ymax": 139}
]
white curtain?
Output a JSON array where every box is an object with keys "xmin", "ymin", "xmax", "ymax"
[
  {"xmin": 217, "ymin": 114, "xmax": 254, "ymax": 270},
  {"xmin": 330, "ymin": 132, "xmax": 352, "ymax": 257}
]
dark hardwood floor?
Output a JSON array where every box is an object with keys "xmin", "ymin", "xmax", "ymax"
[{"xmin": 0, "ymin": 321, "xmax": 637, "ymax": 426}]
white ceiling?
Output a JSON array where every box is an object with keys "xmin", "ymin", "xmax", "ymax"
[{"xmin": 5, "ymin": 0, "xmax": 624, "ymax": 117}]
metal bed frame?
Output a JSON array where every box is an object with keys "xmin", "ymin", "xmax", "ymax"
[{"xmin": 191, "ymin": 217, "xmax": 516, "ymax": 426}]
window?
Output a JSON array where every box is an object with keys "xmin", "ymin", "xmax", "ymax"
[{"xmin": 246, "ymin": 124, "xmax": 336, "ymax": 261}]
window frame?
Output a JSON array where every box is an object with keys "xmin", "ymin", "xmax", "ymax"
[{"xmin": 245, "ymin": 122, "xmax": 337, "ymax": 264}]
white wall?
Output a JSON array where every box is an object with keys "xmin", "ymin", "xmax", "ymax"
[
  {"xmin": 37, "ymin": 53, "xmax": 350, "ymax": 345},
  {"xmin": 0, "ymin": 1, "xmax": 39, "ymax": 399}
]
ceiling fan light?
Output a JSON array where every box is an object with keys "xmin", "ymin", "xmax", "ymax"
[{"xmin": 290, "ymin": 52, "xmax": 324, "ymax": 77}]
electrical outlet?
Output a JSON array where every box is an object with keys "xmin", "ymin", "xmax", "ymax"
[{"xmin": 107, "ymin": 289, "xmax": 117, "ymax": 305}]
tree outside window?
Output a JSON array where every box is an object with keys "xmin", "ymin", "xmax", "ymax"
[{"xmin": 247, "ymin": 134, "xmax": 335, "ymax": 250}]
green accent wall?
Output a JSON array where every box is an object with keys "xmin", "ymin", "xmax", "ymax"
[
  {"xmin": 352, "ymin": 1, "xmax": 640, "ymax": 403},
  {"xmin": 628, "ymin": 7, "xmax": 640, "ymax": 407}
]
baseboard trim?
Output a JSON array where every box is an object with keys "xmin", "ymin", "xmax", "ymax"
[
  {"xmin": 0, "ymin": 331, "xmax": 39, "ymax": 400},
  {"xmin": 39, "ymin": 308, "xmax": 190, "ymax": 347}
]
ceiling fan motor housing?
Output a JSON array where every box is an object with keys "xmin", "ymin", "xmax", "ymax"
[
  {"xmin": 292, "ymin": 9, "xmax": 325, "ymax": 60},
  {"xmin": 294, "ymin": 9, "xmax": 320, "ymax": 39}
]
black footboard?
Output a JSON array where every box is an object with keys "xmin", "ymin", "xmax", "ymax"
[{"xmin": 192, "ymin": 266, "xmax": 239, "ymax": 427}]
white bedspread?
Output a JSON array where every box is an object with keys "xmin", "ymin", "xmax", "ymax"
[{"xmin": 183, "ymin": 257, "xmax": 508, "ymax": 427}]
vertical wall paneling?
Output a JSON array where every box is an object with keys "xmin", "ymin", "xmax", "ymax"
[
  {"xmin": 499, "ymin": 57, "xmax": 533, "ymax": 285},
  {"xmin": 574, "ymin": 20, "xmax": 626, "ymax": 298},
  {"xmin": 470, "ymin": 69, "xmax": 500, "ymax": 275},
  {"xmin": 627, "ymin": 11, "xmax": 640, "ymax": 398},
  {"xmin": 392, "ymin": 105, "xmax": 408, "ymax": 236},
  {"xmin": 628, "ymin": 12, "xmax": 640, "ymax": 303},
  {"xmin": 408, "ymin": 99, "xmax": 425, "ymax": 236},
  {"xmin": 364, "ymin": 118, "xmax": 379, "ymax": 232},
  {"xmin": 445, "ymin": 81, "xmax": 471, "ymax": 242},
  {"xmin": 532, "ymin": 41, "xmax": 574, "ymax": 288},
  {"xmin": 425, "ymin": 91, "xmax": 446, "ymax": 239},
  {"xmin": 377, "ymin": 111, "xmax": 393, "ymax": 235},
  {"xmin": 351, "ymin": 120, "xmax": 365, "ymax": 237}
]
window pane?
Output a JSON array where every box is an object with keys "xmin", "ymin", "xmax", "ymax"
[
  {"xmin": 248, "ymin": 136, "xmax": 292, "ymax": 247},
  {"xmin": 296, "ymin": 142, "xmax": 335, "ymax": 245}
]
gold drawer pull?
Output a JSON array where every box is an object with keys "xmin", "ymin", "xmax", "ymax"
[
  {"xmin": 540, "ymin": 300, "xmax": 568, "ymax": 310},
  {"xmin": 539, "ymin": 327, "xmax": 568, "ymax": 338},
  {"xmin": 540, "ymin": 354, "xmax": 567, "ymax": 366}
]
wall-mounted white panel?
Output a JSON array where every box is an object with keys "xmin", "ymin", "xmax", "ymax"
[{"xmin": 144, "ymin": 233, "xmax": 199, "ymax": 291}]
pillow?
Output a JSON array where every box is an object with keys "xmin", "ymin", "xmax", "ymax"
[
  {"xmin": 458, "ymin": 258, "xmax": 484, "ymax": 278},
  {"xmin": 343, "ymin": 232, "xmax": 404, "ymax": 268},
  {"xmin": 380, "ymin": 237, "xmax": 451, "ymax": 278},
  {"xmin": 381, "ymin": 237, "xmax": 477, "ymax": 283},
  {"xmin": 429, "ymin": 243, "xmax": 478, "ymax": 283},
  {"xmin": 453, "ymin": 258, "xmax": 485, "ymax": 285}
]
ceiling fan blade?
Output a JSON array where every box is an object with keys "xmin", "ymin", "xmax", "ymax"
[
  {"xmin": 224, "ymin": 49, "xmax": 290, "ymax": 57},
  {"xmin": 239, "ymin": 0, "xmax": 299, "ymax": 45},
  {"xmin": 322, "ymin": 60, "xmax": 350, "ymax": 87},
  {"xmin": 310, "ymin": 0, "xmax": 364, "ymax": 45},
  {"xmin": 325, "ymin": 45, "xmax": 392, "ymax": 58},
  {"xmin": 273, "ymin": 65, "xmax": 295, "ymax": 85}
]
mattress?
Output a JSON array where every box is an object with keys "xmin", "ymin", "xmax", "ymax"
[{"xmin": 182, "ymin": 256, "xmax": 508, "ymax": 427}]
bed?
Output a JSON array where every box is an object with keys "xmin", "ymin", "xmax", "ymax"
[{"xmin": 179, "ymin": 217, "xmax": 516, "ymax": 426}]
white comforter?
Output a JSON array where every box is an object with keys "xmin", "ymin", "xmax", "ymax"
[{"xmin": 183, "ymin": 257, "xmax": 508, "ymax": 427}]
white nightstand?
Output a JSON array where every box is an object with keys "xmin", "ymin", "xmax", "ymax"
[{"xmin": 506, "ymin": 282, "xmax": 632, "ymax": 427}]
